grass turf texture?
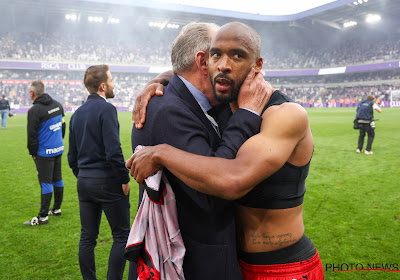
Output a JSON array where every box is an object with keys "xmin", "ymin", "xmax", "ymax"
[{"xmin": 0, "ymin": 108, "xmax": 399, "ymax": 279}]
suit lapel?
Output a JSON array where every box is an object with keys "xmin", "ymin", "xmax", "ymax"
[{"xmin": 168, "ymin": 75, "xmax": 221, "ymax": 147}]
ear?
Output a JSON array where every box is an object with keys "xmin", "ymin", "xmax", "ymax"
[
  {"xmin": 195, "ymin": 51, "xmax": 209, "ymax": 76},
  {"xmin": 98, "ymin": 82, "xmax": 106, "ymax": 92},
  {"xmin": 254, "ymin": 57, "xmax": 263, "ymax": 72}
]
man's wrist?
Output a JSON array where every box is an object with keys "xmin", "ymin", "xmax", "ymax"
[
  {"xmin": 239, "ymin": 107, "xmax": 260, "ymax": 116},
  {"xmin": 155, "ymin": 144, "xmax": 168, "ymax": 166}
]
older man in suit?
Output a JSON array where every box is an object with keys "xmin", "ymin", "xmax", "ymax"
[{"xmin": 129, "ymin": 22, "xmax": 272, "ymax": 279}]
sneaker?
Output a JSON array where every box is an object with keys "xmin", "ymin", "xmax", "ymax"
[
  {"xmin": 24, "ymin": 216, "xmax": 49, "ymax": 226},
  {"xmin": 48, "ymin": 209, "xmax": 61, "ymax": 216},
  {"xmin": 356, "ymin": 148, "xmax": 361, "ymax": 153},
  {"xmin": 365, "ymin": 150, "xmax": 373, "ymax": 155}
]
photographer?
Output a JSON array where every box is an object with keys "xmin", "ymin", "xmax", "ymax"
[{"xmin": 356, "ymin": 94, "xmax": 382, "ymax": 155}]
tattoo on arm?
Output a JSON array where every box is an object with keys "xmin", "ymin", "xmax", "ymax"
[{"xmin": 251, "ymin": 232, "xmax": 297, "ymax": 247}]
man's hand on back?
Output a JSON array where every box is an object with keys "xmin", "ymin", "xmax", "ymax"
[
  {"xmin": 132, "ymin": 70, "xmax": 173, "ymax": 128},
  {"xmin": 132, "ymin": 83, "xmax": 164, "ymax": 129}
]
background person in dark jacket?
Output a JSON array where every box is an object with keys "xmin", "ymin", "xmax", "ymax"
[
  {"xmin": 0, "ymin": 94, "xmax": 11, "ymax": 129},
  {"xmin": 68, "ymin": 64, "xmax": 130, "ymax": 280},
  {"xmin": 24, "ymin": 80, "xmax": 65, "ymax": 226},
  {"xmin": 356, "ymin": 94, "xmax": 382, "ymax": 155}
]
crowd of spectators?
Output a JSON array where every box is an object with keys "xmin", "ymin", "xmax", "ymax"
[
  {"xmin": 0, "ymin": 32, "xmax": 172, "ymax": 66},
  {"xmin": 1, "ymin": 31, "xmax": 400, "ymax": 69},
  {"xmin": 262, "ymin": 36, "xmax": 400, "ymax": 69},
  {"xmin": 1, "ymin": 69, "xmax": 399, "ymax": 109},
  {"xmin": 1, "ymin": 27, "xmax": 399, "ymax": 109},
  {"xmin": 0, "ymin": 70, "xmax": 155, "ymax": 108},
  {"xmin": 267, "ymin": 68, "xmax": 400, "ymax": 86},
  {"xmin": 288, "ymin": 84, "xmax": 395, "ymax": 106}
]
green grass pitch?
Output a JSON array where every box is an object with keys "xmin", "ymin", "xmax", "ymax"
[{"xmin": 0, "ymin": 108, "xmax": 399, "ymax": 279}]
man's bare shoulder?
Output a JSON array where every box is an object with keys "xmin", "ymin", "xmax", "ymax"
[
  {"xmin": 261, "ymin": 102, "xmax": 309, "ymax": 135},
  {"xmin": 262, "ymin": 102, "xmax": 307, "ymax": 120}
]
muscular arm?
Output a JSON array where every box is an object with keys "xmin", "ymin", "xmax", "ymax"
[{"xmin": 129, "ymin": 103, "xmax": 311, "ymax": 200}]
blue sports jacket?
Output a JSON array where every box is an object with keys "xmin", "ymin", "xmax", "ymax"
[{"xmin": 27, "ymin": 93, "xmax": 65, "ymax": 157}]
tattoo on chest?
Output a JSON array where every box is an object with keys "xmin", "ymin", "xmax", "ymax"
[{"xmin": 251, "ymin": 232, "xmax": 297, "ymax": 247}]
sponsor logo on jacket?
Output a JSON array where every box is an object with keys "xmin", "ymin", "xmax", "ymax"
[
  {"xmin": 48, "ymin": 107, "xmax": 60, "ymax": 114},
  {"xmin": 49, "ymin": 121, "xmax": 62, "ymax": 132},
  {"xmin": 46, "ymin": 146, "xmax": 64, "ymax": 155}
]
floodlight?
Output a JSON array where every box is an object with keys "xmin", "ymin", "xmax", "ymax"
[
  {"xmin": 108, "ymin": 17, "xmax": 120, "ymax": 24},
  {"xmin": 353, "ymin": 1, "xmax": 358, "ymax": 5},
  {"xmin": 343, "ymin": 21, "xmax": 357, "ymax": 28},
  {"xmin": 66, "ymin": 13, "xmax": 79, "ymax": 21},
  {"xmin": 357, "ymin": 0, "xmax": 362, "ymax": 3},
  {"xmin": 366, "ymin": 14, "xmax": 381, "ymax": 23}
]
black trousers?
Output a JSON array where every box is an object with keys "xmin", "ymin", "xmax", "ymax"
[
  {"xmin": 358, "ymin": 123, "xmax": 375, "ymax": 151},
  {"xmin": 77, "ymin": 176, "xmax": 130, "ymax": 280},
  {"xmin": 34, "ymin": 154, "xmax": 64, "ymax": 217}
]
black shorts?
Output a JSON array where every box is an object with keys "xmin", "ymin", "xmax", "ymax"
[
  {"xmin": 238, "ymin": 234, "xmax": 316, "ymax": 265},
  {"xmin": 34, "ymin": 154, "xmax": 63, "ymax": 194}
]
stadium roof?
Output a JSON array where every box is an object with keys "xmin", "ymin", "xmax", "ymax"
[
  {"xmin": 84, "ymin": 0, "xmax": 355, "ymax": 21},
  {"xmin": 1, "ymin": 0, "xmax": 399, "ymax": 32}
]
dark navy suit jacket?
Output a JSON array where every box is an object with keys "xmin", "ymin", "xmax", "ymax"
[
  {"xmin": 68, "ymin": 94, "xmax": 129, "ymax": 183},
  {"xmin": 131, "ymin": 74, "xmax": 262, "ymax": 280}
]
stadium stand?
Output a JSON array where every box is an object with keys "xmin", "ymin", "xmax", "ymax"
[
  {"xmin": 1, "ymin": 0, "xmax": 399, "ymax": 110},
  {"xmin": 1, "ymin": 31, "xmax": 400, "ymax": 69}
]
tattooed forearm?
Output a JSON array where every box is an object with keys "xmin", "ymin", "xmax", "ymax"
[{"xmin": 251, "ymin": 232, "xmax": 297, "ymax": 247}]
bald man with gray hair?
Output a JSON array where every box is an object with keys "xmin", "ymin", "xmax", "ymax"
[{"xmin": 171, "ymin": 22, "xmax": 220, "ymax": 73}]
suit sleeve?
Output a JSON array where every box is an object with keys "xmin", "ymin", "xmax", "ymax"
[
  {"xmin": 27, "ymin": 108, "xmax": 40, "ymax": 156},
  {"xmin": 101, "ymin": 106, "xmax": 130, "ymax": 184},
  {"xmin": 152, "ymin": 105, "xmax": 261, "ymax": 159},
  {"xmin": 149, "ymin": 104, "xmax": 261, "ymax": 208},
  {"xmin": 214, "ymin": 108, "xmax": 262, "ymax": 159},
  {"xmin": 67, "ymin": 118, "xmax": 79, "ymax": 178}
]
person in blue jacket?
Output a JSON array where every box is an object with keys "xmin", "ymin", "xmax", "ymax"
[
  {"xmin": 356, "ymin": 94, "xmax": 382, "ymax": 154},
  {"xmin": 24, "ymin": 80, "xmax": 65, "ymax": 226}
]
